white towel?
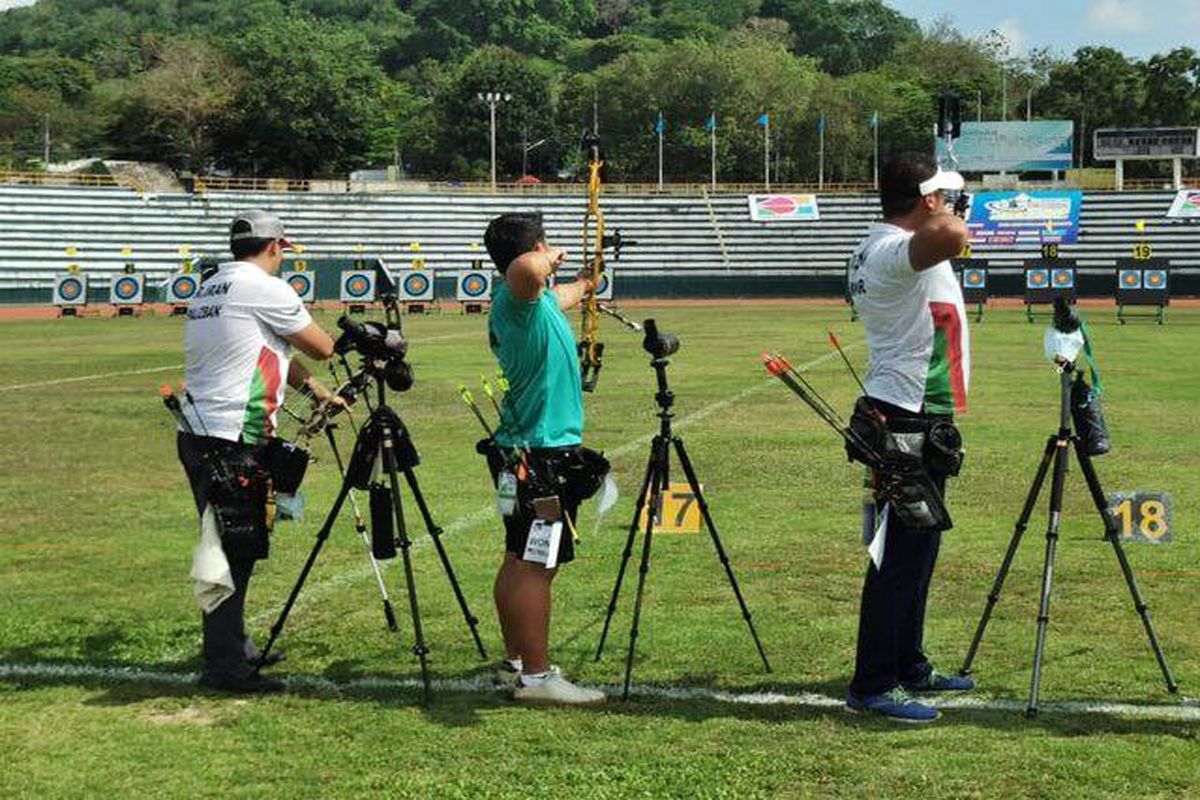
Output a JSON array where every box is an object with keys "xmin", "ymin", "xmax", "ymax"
[{"xmin": 191, "ymin": 504, "xmax": 234, "ymax": 613}]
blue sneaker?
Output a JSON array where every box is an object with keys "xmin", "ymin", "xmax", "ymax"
[
  {"xmin": 846, "ymin": 687, "xmax": 940, "ymax": 723},
  {"xmin": 903, "ymin": 669, "xmax": 976, "ymax": 694}
]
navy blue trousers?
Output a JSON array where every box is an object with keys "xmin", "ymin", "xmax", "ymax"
[{"xmin": 849, "ymin": 480, "xmax": 945, "ymax": 697}]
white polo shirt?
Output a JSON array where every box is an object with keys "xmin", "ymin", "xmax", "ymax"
[
  {"xmin": 847, "ymin": 223, "xmax": 970, "ymax": 415},
  {"xmin": 181, "ymin": 261, "xmax": 312, "ymax": 442}
]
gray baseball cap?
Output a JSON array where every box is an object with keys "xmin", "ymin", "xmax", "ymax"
[{"xmin": 229, "ymin": 209, "xmax": 295, "ymax": 249}]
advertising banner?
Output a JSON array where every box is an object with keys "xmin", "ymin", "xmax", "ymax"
[
  {"xmin": 748, "ymin": 194, "xmax": 820, "ymax": 222},
  {"xmin": 1166, "ymin": 189, "xmax": 1200, "ymax": 219},
  {"xmin": 967, "ymin": 190, "xmax": 1083, "ymax": 245}
]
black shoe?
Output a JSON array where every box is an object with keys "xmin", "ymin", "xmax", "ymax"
[
  {"xmin": 249, "ymin": 650, "xmax": 287, "ymax": 669},
  {"xmin": 199, "ymin": 671, "xmax": 285, "ymax": 694}
]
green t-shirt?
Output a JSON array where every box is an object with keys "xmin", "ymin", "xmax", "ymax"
[{"xmin": 489, "ymin": 281, "xmax": 584, "ymax": 448}]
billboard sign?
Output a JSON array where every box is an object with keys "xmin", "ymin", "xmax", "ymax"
[
  {"xmin": 936, "ymin": 121, "xmax": 1074, "ymax": 172},
  {"xmin": 967, "ymin": 190, "xmax": 1083, "ymax": 245}
]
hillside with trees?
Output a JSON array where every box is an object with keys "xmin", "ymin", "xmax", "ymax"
[{"xmin": 0, "ymin": 0, "xmax": 1197, "ymax": 181}]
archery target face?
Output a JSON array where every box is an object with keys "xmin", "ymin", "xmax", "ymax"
[
  {"xmin": 1052, "ymin": 268, "xmax": 1075, "ymax": 289},
  {"xmin": 285, "ymin": 271, "xmax": 315, "ymax": 302},
  {"xmin": 963, "ymin": 268, "xmax": 986, "ymax": 289},
  {"xmin": 1119, "ymin": 269, "xmax": 1142, "ymax": 289},
  {"xmin": 456, "ymin": 270, "xmax": 492, "ymax": 301},
  {"xmin": 340, "ymin": 270, "xmax": 376, "ymax": 303},
  {"xmin": 399, "ymin": 271, "xmax": 434, "ymax": 302},
  {"xmin": 53, "ymin": 275, "xmax": 87, "ymax": 305},
  {"xmin": 110, "ymin": 274, "xmax": 145, "ymax": 304},
  {"xmin": 167, "ymin": 274, "xmax": 199, "ymax": 303},
  {"xmin": 594, "ymin": 271, "xmax": 614, "ymax": 300},
  {"xmin": 1145, "ymin": 269, "xmax": 1167, "ymax": 290},
  {"xmin": 1026, "ymin": 268, "xmax": 1049, "ymax": 289}
]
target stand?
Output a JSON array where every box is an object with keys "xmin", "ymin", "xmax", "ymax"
[
  {"xmin": 456, "ymin": 265, "xmax": 493, "ymax": 314},
  {"xmin": 52, "ymin": 272, "xmax": 88, "ymax": 317},
  {"xmin": 165, "ymin": 265, "xmax": 200, "ymax": 316},
  {"xmin": 283, "ymin": 264, "xmax": 317, "ymax": 306},
  {"xmin": 953, "ymin": 258, "xmax": 989, "ymax": 323},
  {"xmin": 397, "ymin": 268, "xmax": 436, "ymax": 314},
  {"xmin": 1116, "ymin": 256, "xmax": 1169, "ymax": 325},
  {"xmin": 110, "ymin": 271, "xmax": 146, "ymax": 317},
  {"xmin": 1024, "ymin": 254, "xmax": 1077, "ymax": 323},
  {"xmin": 339, "ymin": 268, "xmax": 377, "ymax": 315}
]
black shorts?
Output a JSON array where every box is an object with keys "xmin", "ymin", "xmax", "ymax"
[{"xmin": 485, "ymin": 445, "xmax": 580, "ymax": 566}]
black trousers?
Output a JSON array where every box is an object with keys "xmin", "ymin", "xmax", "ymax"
[
  {"xmin": 849, "ymin": 475, "xmax": 946, "ymax": 697},
  {"xmin": 177, "ymin": 432, "xmax": 263, "ymax": 680}
]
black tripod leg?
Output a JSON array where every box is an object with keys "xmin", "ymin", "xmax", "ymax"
[
  {"xmin": 1027, "ymin": 433, "xmax": 1072, "ymax": 718},
  {"xmin": 402, "ymin": 467, "xmax": 489, "ymax": 661},
  {"xmin": 1074, "ymin": 441, "xmax": 1179, "ymax": 694},
  {"xmin": 960, "ymin": 436, "xmax": 1056, "ymax": 677},
  {"xmin": 623, "ymin": 440, "xmax": 669, "ymax": 700},
  {"xmin": 672, "ymin": 436, "xmax": 771, "ymax": 673},
  {"xmin": 325, "ymin": 427, "xmax": 397, "ymax": 632},
  {"xmin": 595, "ymin": 444, "xmax": 657, "ymax": 662},
  {"xmin": 382, "ymin": 437, "xmax": 432, "ymax": 704},
  {"xmin": 253, "ymin": 476, "xmax": 355, "ymax": 675}
]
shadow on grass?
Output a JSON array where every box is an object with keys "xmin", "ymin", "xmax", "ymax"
[{"xmin": 2, "ymin": 643, "xmax": 1194, "ymax": 739}]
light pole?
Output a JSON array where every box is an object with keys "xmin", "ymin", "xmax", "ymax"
[
  {"xmin": 1001, "ymin": 71, "xmax": 1008, "ymax": 122},
  {"xmin": 477, "ymin": 91, "xmax": 511, "ymax": 189},
  {"xmin": 976, "ymin": 89, "xmax": 983, "ymax": 122},
  {"xmin": 521, "ymin": 127, "xmax": 546, "ymax": 179}
]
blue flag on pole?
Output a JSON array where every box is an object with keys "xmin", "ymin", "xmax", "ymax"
[
  {"xmin": 869, "ymin": 110, "xmax": 879, "ymax": 130},
  {"xmin": 757, "ymin": 113, "xmax": 769, "ymax": 127},
  {"xmin": 817, "ymin": 115, "xmax": 827, "ymax": 134},
  {"xmin": 705, "ymin": 112, "xmax": 716, "ymax": 132},
  {"xmin": 655, "ymin": 112, "xmax": 665, "ymax": 135}
]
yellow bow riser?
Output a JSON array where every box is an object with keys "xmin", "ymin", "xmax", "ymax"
[{"xmin": 579, "ymin": 156, "xmax": 606, "ymax": 392}]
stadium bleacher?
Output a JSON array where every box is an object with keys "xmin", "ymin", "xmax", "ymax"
[{"xmin": 0, "ymin": 184, "xmax": 1197, "ymax": 302}]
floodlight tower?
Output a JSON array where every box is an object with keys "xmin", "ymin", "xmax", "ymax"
[{"xmin": 477, "ymin": 91, "xmax": 512, "ymax": 190}]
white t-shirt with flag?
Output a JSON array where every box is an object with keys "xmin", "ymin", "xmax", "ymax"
[
  {"xmin": 847, "ymin": 223, "xmax": 970, "ymax": 416},
  {"xmin": 182, "ymin": 261, "xmax": 312, "ymax": 443}
]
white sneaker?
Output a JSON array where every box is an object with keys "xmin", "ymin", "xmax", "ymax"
[
  {"xmin": 512, "ymin": 666, "xmax": 606, "ymax": 705},
  {"xmin": 493, "ymin": 661, "xmax": 521, "ymax": 690}
]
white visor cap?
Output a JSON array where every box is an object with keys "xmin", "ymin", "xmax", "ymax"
[{"xmin": 918, "ymin": 167, "xmax": 965, "ymax": 197}]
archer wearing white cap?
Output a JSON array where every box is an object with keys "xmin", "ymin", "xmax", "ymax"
[
  {"xmin": 177, "ymin": 210, "xmax": 340, "ymax": 694},
  {"xmin": 842, "ymin": 152, "xmax": 974, "ymax": 723}
]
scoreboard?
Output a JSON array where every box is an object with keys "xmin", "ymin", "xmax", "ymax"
[{"xmin": 1094, "ymin": 128, "xmax": 1200, "ymax": 160}]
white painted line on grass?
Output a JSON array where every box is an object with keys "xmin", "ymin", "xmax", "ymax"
[
  {"xmin": 1, "ymin": 363, "xmax": 185, "ymax": 392},
  {"xmin": 0, "ymin": 332, "xmax": 480, "ymax": 392},
  {"xmin": 1, "ymin": 661, "xmax": 1196, "ymax": 722}
]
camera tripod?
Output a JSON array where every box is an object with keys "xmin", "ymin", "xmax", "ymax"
[
  {"xmin": 320, "ymin": 423, "xmax": 398, "ymax": 633},
  {"xmin": 594, "ymin": 354, "xmax": 771, "ymax": 700},
  {"xmin": 958, "ymin": 365, "xmax": 1178, "ymax": 716},
  {"xmin": 254, "ymin": 376, "xmax": 488, "ymax": 703}
]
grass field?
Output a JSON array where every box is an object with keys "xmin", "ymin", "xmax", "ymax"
[{"xmin": 1, "ymin": 301, "xmax": 1198, "ymax": 799}]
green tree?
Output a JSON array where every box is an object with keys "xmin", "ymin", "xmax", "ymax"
[
  {"xmin": 217, "ymin": 15, "xmax": 392, "ymax": 176},
  {"xmin": 557, "ymin": 36, "xmax": 822, "ymax": 182},
  {"xmin": 1142, "ymin": 48, "xmax": 1200, "ymax": 127},
  {"xmin": 761, "ymin": 0, "xmax": 919, "ymax": 76},
  {"xmin": 0, "ymin": 55, "xmax": 106, "ymax": 166},
  {"xmin": 406, "ymin": 0, "xmax": 596, "ymax": 62},
  {"xmin": 111, "ymin": 39, "xmax": 245, "ymax": 171},
  {"xmin": 1037, "ymin": 47, "xmax": 1145, "ymax": 166},
  {"xmin": 435, "ymin": 46, "xmax": 557, "ymax": 179}
]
